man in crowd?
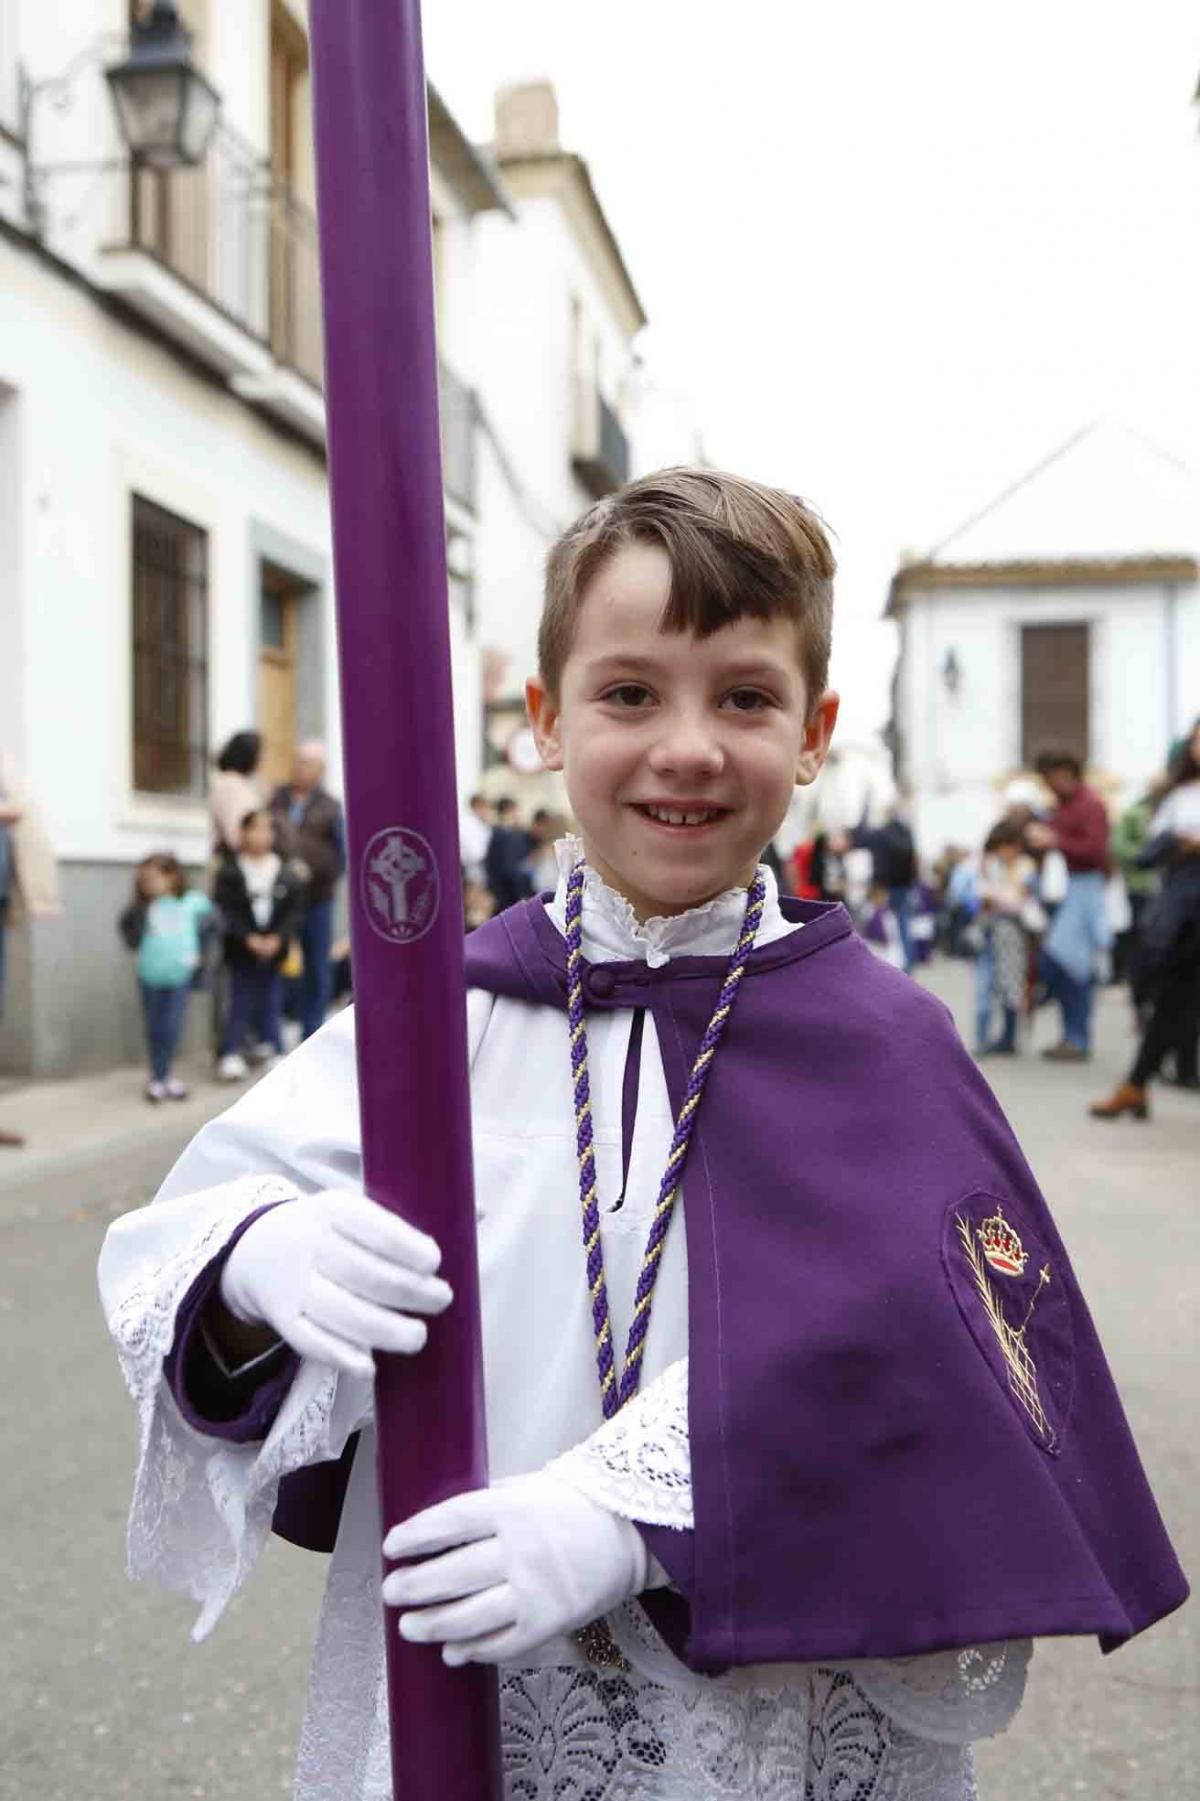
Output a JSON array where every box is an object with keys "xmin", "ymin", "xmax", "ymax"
[
  {"xmin": 270, "ymin": 741, "xmax": 346, "ymax": 1041},
  {"xmin": 484, "ymin": 796, "xmax": 534, "ymax": 912},
  {"xmin": 848, "ymin": 806, "xmax": 918, "ymax": 971},
  {"xmin": 1027, "ymin": 751, "xmax": 1111, "ymax": 1061}
]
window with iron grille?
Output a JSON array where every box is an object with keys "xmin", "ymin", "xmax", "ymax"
[{"xmin": 131, "ymin": 496, "xmax": 209, "ymax": 797}]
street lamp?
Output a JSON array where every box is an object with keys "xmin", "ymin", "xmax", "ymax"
[
  {"xmin": 105, "ymin": 1, "xmax": 221, "ymax": 169},
  {"xmin": 20, "ymin": 1, "xmax": 222, "ymax": 235}
]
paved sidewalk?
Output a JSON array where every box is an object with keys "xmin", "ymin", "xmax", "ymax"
[{"xmin": 0, "ymin": 1053, "xmax": 262, "ymax": 1194}]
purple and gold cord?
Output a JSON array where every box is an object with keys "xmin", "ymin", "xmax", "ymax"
[{"xmin": 565, "ymin": 860, "xmax": 766, "ymax": 1419}]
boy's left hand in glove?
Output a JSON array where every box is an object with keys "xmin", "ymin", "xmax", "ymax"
[{"xmin": 382, "ymin": 1472, "xmax": 647, "ymax": 1666}]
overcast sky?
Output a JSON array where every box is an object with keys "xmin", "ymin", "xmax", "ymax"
[{"xmin": 423, "ymin": 0, "xmax": 1200, "ymax": 735}]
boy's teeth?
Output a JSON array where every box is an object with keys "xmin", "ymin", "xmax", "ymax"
[{"xmin": 645, "ymin": 805, "xmax": 718, "ymax": 826}]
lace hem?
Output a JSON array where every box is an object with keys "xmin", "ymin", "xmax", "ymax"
[
  {"xmin": 343, "ymin": 1658, "xmax": 980, "ymax": 1800},
  {"xmin": 852, "ymin": 1641, "xmax": 1031, "ymax": 1744},
  {"xmin": 548, "ymin": 1357, "xmax": 693, "ymax": 1529},
  {"xmin": 100, "ymin": 1174, "xmax": 365, "ymax": 1640}
]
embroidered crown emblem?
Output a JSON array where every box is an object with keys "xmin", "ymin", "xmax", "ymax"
[
  {"xmin": 956, "ymin": 1212, "xmax": 1056, "ymax": 1449},
  {"xmin": 977, "ymin": 1207, "xmax": 1028, "ymax": 1277}
]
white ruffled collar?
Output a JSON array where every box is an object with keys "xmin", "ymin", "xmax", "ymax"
[{"xmin": 545, "ymin": 835, "xmax": 798, "ymax": 969}]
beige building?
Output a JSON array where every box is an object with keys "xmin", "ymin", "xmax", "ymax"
[{"xmin": 468, "ymin": 81, "xmax": 650, "ymax": 804}]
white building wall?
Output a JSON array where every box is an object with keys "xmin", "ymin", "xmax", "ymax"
[
  {"xmin": 1, "ymin": 233, "xmax": 334, "ymax": 867},
  {"xmin": 898, "ymin": 580, "xmax": 1195, "ymax": 856},
  {"xmin": 1171, "ymin": 586, "xmax": 1200, "ymax": 747},
  {"xmin": 470, "ymin": 191, "xmax": 641, "ymax": 708}
]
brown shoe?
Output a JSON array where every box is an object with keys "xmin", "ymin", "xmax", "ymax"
[
  {"xmin": 1042, "ymin": 1043, "xmax": 1089, "ymax": 1063},
  {"xmin": 1089, "ymin": 1082, "xmax": 1149, "ymax": 1121},
  {"xmin": 0, "ymin": 1128, "xmax": 25, "ymax": 1148}
]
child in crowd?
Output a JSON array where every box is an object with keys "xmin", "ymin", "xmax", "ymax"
[
  {"xmin": 118, "ymin": 853, "xmax": 214, "ymax": 1102},
  {"xmin": 213, "ymin": 809, "xmax": 303, "ymax": 1080},
  {"xmin": 974, "ymin": 819, "xmax": 1046, "ymax": 1057},
  {"xmin": 101, "ymin": 471, "xmax": 1185, "ymax": 1801}
]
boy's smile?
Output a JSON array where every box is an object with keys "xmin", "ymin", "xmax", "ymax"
[{"xmin": 527, "ymin": 542, "xmax": 838, "ymax": 919}]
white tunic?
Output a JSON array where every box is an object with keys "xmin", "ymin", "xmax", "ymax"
[{"xmin": 99, "ymin": 843, "xmax": 1027, "ymax": 1799}]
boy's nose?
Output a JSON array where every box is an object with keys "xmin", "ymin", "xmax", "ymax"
[{"xmin": 647, "ymin": 715, "xmax": 725, "ymax": 778}]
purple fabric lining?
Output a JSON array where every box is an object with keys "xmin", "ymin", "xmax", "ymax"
[
  {"xmin": 163, "ymin": 1202, "xmax": 300, "ymax": 1443},
  {"xmin": 617, "ymin": 1007, "xmax": 645, "ymax": 1208},
  {"xmin": 639, "ymin": 1521, "xmax": 695, "ymax": 1595}
]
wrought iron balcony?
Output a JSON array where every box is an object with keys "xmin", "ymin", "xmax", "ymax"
[
  {"xmin": 99, "ymin": 122, "xmax": 479, "ymax": 501},
  {"xmin": 107, "ymin": 121, "xmax": 322, "ymax": 389},
  {"xmin": 572, "ymin": 384, "xmax": 630, "ymax": 498}
]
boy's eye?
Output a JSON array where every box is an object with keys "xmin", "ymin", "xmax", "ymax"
[
  {"xmin": 723, "ymin": 688, "xmax": 772, "ymax": 712},
  {"xmin": 604, "ymin": 684, "xmax": 654, "ymax": 708}
]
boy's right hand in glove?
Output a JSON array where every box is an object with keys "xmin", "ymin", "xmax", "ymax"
[{"xmin": 218, "ymin": 1189, "xmax": 451, "ymax": 1381}]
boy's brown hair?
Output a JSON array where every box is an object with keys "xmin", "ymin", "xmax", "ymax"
[{"xmin": 538, "ymin": 467, "xmax": 836, "ymax": 711}]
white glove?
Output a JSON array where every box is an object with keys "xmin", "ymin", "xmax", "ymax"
[
  {"xmin": 381, "ymin": 1471, "xmax": 649, "ymax": 1666},
  {"xmin": 219, "ymin": 1189, "xmax": 451, "ymax": 1381}
]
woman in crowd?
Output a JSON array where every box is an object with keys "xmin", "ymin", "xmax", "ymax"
[
  {"xmin": 1091, "ymin": 719, "xmax": 1200, "ymax": 1119},
  {"xmin": 209, "ymin": 731, "xmax": 263, "ymax": 855},
  {"xmin": 974, "ymin": 819, "xmax": 1045, "ymax": 1057}
]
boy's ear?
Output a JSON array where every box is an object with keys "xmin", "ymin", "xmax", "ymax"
[
  {"xmin": 525, "ymin": 676, "xmax": 564, "ymax": 772},
  {"xmin": 795, "ymin": 690, "xmax": 839, "ymax": 787}
]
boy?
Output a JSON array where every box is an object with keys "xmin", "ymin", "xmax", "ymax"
[{"xmin": 101, "ymin": 470, "xmax": 1186, "ymax": 1801}]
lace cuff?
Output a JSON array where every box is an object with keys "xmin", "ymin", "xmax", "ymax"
[
  {"xmin": 100, "ymin": 1174, "xmax": 370, "ymax": 1640},
  {"xmin": 852, "ymin": 1641, "xmax": 1031, "ymax": 1744},
  {"xmin": 547, "ymin": 1357, "xmax": 693, "ymax": 1529}
]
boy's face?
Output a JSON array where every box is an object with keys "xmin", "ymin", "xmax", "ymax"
[{"xmin": 527, "ymin": 542, "xmax": 838, "ymax": 918}]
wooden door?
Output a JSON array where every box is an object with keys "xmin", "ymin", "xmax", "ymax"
[
  {"xmin": 258, "ymin": 567, "xmax": 298, "ymax": 792},
  {"xmin": 1021, "ymin": 622, "xmax": 1090, "ymax": 768}
]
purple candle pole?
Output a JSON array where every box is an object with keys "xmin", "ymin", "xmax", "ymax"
[{"xmin": 308, "ymin": 3, "xmax": 501, "ymax": 1796}]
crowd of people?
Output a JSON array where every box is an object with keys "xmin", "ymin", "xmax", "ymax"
[
  {"xmin": 117, "ymin": 731, "xmax": 347, "ymax": 1104},
  {"xmin": 3, "ymin": 716, "xmax": 1197, "ymax": 1128},
  {"xmin": 917, "ymin": 727, "xmax": 1200, "ymax": 1121},
  {"xmin": 116, "ymin": 757, "xmax": 576, "ymax": 1104},
  {"xmin": 459, "ymin": 793, "xmax": 568, "ymax": 927}
]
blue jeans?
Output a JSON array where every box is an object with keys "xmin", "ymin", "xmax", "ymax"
[
  {"xmin": 298, "ymin": 899, "xmax": 334, "ymax": 1040},
  {"xmin": 888, "ymin": 886, "xmax": 915, "ymax": 973},
  {"xmin": 973, "ymin": 942, "xmax": 995, "ymax": 1053},
  {"xmin": 222, "ymin": 962, "xmax": 284, "ymax": 1058},
  {"xmin": 1038, "ymin": 948, "xmax": 1094, "ymax": 1051},
  {"xmin": 140, "ymin": 981, "xmax": 191, "ymax": 1083}
]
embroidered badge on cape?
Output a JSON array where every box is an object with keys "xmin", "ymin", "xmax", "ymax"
[
  {"xmin": 943, "ymin": 1192, "xmax": 1075, "ymax": 1456},
  {"xmin": 976, "ymin": 1205, "xmax": 1028, "ymax": 1277},
  {"xmin": 957, "ymin": 1215, "xmax": 1054, "ymax": 1446}
]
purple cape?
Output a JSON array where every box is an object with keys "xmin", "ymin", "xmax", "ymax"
[{"xmin": 459, "ymin": 894, "xmax": 1187, "ymax": 1667}]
